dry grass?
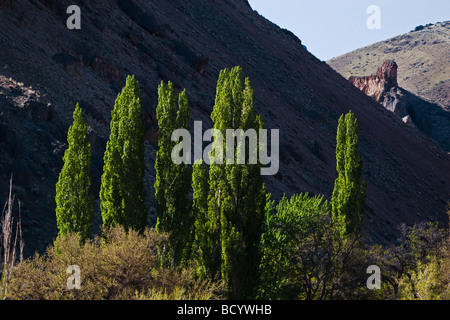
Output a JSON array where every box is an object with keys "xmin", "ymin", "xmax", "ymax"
[
  {"xmin": 4, "ymin": 226, "xmax": 222, "ymax": 300},
  {"xmin": 1, "ymin": 176, "xmax": 24, "ymax": 298}
]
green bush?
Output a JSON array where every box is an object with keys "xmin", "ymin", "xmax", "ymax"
[{"xmin": 259, "ymin": 193, "xmax": 361, "ymax": 300}]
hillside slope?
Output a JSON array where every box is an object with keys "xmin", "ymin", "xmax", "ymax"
[
  {"xmin": 0, "ymin": 0, "xmax": 449, "ymax": 256},
  {"xmin": 328, "ymin": 21, "xmax": 450, "ymax": 108},
  {"xmin": 343, "ymin": 59, "xmax": 450, "ymax": 151}
]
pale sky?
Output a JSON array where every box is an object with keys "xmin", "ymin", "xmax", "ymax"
[{"xmin": 248, "ymin": 0, "xmax": 450, "ymax": 60}]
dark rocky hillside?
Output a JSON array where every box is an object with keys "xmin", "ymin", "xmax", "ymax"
[{"xmin": 0, "ymin": 0, "xmax": 449, "ymax": 257}]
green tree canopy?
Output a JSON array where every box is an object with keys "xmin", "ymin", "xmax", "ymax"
[
  {"xmin": 331, "ymin": 111, "xmax": 366, "ymax": 236},
  {"xmin": 55, "ymin": 104, "xmax": 93, "ymax": 242},
  {"xmin": 259, "ymin": 193, "xmax": 331, "ymax": 299},
  {"xmin": 155, "ymin": 81, "xmax": 192, "ymax": 267},
  {"xmin": 100, "ymin": 75, "xmax": 147, "ymax": 232},
  {"xmin": 203, "ymin": 66, "xmax": 267, "ymax": 299},
  {"xmin": 192, "ymin": 159, "xmax": 211, "ymax": 278}
]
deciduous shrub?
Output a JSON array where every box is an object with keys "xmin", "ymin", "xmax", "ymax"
[{"xmin": 5, "ymin": 227, "xmax": 222, "ymax": 300}]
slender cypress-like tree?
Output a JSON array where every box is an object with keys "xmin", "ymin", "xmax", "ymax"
[
  {"xmin": 331, "ymin": 111, "xmax": 366, "ymax": 236},
  {"xmin": 55, "ymin": 104, "xmax": 93, "ymax": 242},
  {"xmin": 192, "ymin": 160, "xmax": 212, "ymax": 277},
  {"xmin": 155, "ymin": 81, "xmax": 192, "ymax": 267},
  {"xmin": 100, "ymin": 75, "xmax": 147, "ymax": 232},
  {"xmin": 205, "ymin": 66, "xmax": 266, "ymax": 299}
]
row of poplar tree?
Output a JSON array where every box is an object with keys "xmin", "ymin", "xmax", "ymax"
[{"xmin": 55, "ymin": 66, "xmax": 366, "ymax": 299}]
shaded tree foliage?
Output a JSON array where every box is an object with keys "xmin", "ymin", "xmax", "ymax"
[
  {"xmin": 155, "ymin": 81, "xmax": 192, "ymax": 267},
  {"xmin": 200, "ymin": 66, "xmax": 266, "ymax": 299},
  {"xmin": 100, "ymin": 75, "xmax": 147, "ymax": 232}
]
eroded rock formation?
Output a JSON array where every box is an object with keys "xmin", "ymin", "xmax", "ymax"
[
  {"xmin": 349, "ymin": 60, "xmax": 411, "ymax": 121},
  {"xmin": 349, "ymin": 60, "xmax": 400, "ymax": 104},
  {"xmin": 348, "ymin": 60, "xmax": 450, "ymax": 150}
]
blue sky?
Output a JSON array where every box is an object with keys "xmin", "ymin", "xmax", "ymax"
[{"xmin": 248, "ymin": 0, "xmax": 450, "ymax": 60}]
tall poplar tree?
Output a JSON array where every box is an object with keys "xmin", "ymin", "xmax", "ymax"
[
  {"xmin": 192, "ymin": 160, "xmax": 212, "ymax": 277},
  {"xmin": 155, "ymin": 81, "xmax": 192, "ymax": 267},
  {"xmin": 100, "ymin": 75, "xmax": 147, "ymax": 232},
  {"xmin": 55, "ymin": 104, "xmax": 93, "ymax": 242},
  {"xmin": 331, "ymin": 111, "xmax": 366, "ymax": 236},
  {"xmin": 205, "ymin": 66, "xmax": 266, "ymax": 299}
]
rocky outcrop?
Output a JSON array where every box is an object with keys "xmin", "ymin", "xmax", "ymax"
[
  {"xmin": 328, "ymin": 21, "xmax": 450, "ymax": 107},
  {"xmin": 349, "ymin": 60, "xmax": 450, "ymax": 150},
  {"xmin": 381, "ymin": 87, "xmax": 408, "ymax": 119},
  {"xmin": 349, "ymin": 60, "xmax": 409, "ymax": 119},
  {"xmin": 349, "ymin": 60, "xmax": 399, "ymax": 102},
  {"xmin": 376, "ymin": 59, "xmax": 399, "ymax": 88}
]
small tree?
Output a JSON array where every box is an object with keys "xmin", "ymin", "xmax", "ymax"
[
  {"xmin": 100, "ymin": 75, "xmax": 147, "ymax": 232},
  {"xmin": 331, "ymin": 111, "xmax": 366, "ymax": 236},
  {"xmin": 259, "ymin": 193, "xmax": 332, "ymax": 299},
  {"xmin": 55, "ymin": 104, "xmax": 93, "ymax": 242}
]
